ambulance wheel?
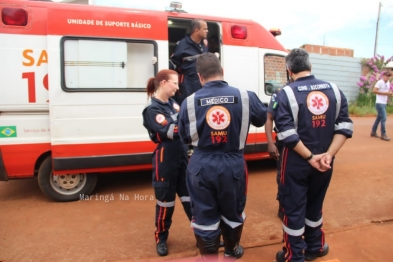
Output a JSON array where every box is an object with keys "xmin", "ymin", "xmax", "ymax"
[{"xmin": 38, "ymin": 156, "xmax": 98, "ymax": 202}]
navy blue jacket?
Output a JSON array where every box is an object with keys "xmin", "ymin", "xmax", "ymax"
[
  {"xmin": 169, "ymin": 34, "xmax": 208, "ymax": 74},
  {"xmin": 267, "ymin": 89, "xmax": 282, "ymax": 116},
  {"xmin": 273, "ymin": 75, "xmax": 353, "ymax": 153},
  {"xmin": 178, "ymin": 80, "xmax": 267, "ymax": 151},
  {"xmin": 169, "ymin": 35, "xmax": 208, "ymax": 102},
  {"xmin": 142, "ymin": 97, "xmax": 181, "ymax": 144}
]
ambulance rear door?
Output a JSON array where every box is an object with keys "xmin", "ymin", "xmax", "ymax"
[{"xmin": 46, "ymin": 5, "xmax": 168, "ymax": 173}]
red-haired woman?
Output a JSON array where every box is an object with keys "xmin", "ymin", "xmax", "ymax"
[{"xmin": 142, "ymin": 69, "xmax": 192, "ymax": 257}]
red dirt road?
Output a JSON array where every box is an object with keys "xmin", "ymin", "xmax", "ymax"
[{"xmin": 1, "ymin": 117, "xmax": 393, "ymax": 262}]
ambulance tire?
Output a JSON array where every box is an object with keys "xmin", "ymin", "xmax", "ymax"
[{"xmin": 38, "ymin": 156, "xmax": 98, "ymax": 202}]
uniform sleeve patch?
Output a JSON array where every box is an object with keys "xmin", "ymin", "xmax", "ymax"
[
  {"xmin": 173, "ymin": 103, "xmax": 180, "ymax": 112},
  {"xmin": 272, "ymin": 102, "xmax": 278, "ymax": 109},
  {"xmin": 156, "ymin": 114, "xmax": 165, "ymax": 123}
]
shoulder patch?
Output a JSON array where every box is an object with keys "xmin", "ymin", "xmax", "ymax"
[
  {"xmin": 156, "ymin": 114, "xmax": 165, "ymax": 123},
  {"xmin": 173, "ymin": 103, "xmax": 180, "ymax": 112}
]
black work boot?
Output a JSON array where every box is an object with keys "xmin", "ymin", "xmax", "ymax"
[
  {"xmin": 221, "ymin": 223, "xmax": 244, "ymax": 259},
  {"xmin": 156, "ymin": 241, "xmax": 168, "ymax": 256},
  {"xmin": 195, "ymin": 233, "xmax": 220, "ymax": 259},
  {"xmin": 305, "ymin": 243, "xmax": 329, "ymax": 261},
  {"xmin": 275, "ymin": 250, "xmax": 286, "ymax": 262},
  {"xmin": 224, "ymin": 245, "xmax": 244, "ymax": 259},
  {"xmin": 196, "ymin": 234, "xmax": 224, "ymax": 248}
]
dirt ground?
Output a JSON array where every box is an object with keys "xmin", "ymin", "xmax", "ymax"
[{"xmin": 1, "ymin": 116, "xmax": 393, "ymax": 262}]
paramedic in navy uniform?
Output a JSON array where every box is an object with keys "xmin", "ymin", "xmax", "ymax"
[
  {"xmin": 273, "ymin": 48, "xmax": 353, "ymax": 262},
  {"xmin": 142, "ymin": 69, "xmax": 192, "ymax": 257},
  {"xmin": 178, "ymin": 53, "xmax": 267, "ymax": 259},
  {"xmin": 169, "ymin": 18, "xmax": 208, "ymax": 105},
  {"xmin": 265, "ymin": 86, "xmax": 285, "ymax": 220}
]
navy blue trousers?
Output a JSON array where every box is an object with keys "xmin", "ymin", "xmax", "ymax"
[
  {"xmin": 186, "ymin": 149, "xmax": 247, "ymax": 240},
  {"xmin": 278, "ymin": 147, "xmax": 333, "ymax": 262},
  {"xmin": 152, "ymin": 141, "xmax": 192, "ymax": 243}
]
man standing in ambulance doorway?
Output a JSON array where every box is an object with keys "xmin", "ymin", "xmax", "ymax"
[
  {"xmin": 273, "ymin": 48, "xmax": 353, "ymax": 262},
  {"xmin": 169, "ymin": 18, "xmax": 208, "ymax": 105}
]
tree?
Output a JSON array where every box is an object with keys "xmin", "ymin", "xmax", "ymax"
[{"xmin": 356, "ymin": 55, "xmax": 393, "ymax": 106}]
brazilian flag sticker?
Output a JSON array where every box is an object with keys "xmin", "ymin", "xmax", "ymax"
[{"xmin": 0, "ymin": 126, "xmax": 17, "ymax": 138}]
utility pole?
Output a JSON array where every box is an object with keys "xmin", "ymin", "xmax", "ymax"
[{"xmin": 374, "ymin": 2, "xmax": 382, "ymax": 56}]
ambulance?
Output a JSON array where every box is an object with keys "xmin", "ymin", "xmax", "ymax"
[{"xmin": 0, "ymin": 0, "xmax": 288, "ymax": 201}]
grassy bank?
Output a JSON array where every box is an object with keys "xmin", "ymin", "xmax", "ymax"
[
  {"xmin": 348, "ymin": 104, "xmax": 393, "ymax": 117},
  {"xmin": 348, "ymin": 92, "xmax": 393, "ymax": 116}
]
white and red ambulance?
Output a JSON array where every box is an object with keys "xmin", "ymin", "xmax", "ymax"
[{"xmin": 0, "ymin": 0, "xmax": 288, "ymax": 201}]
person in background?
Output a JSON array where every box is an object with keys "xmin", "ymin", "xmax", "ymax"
[
  {"xmin": 178, "ymin": 53, "xmax": 267, "ymax": 259},
  {"xmin": 370, "ymin": 70, "xmax": 392, "ymax": 141},
  {"xmin": 273, "ymin": 48, "xmax": 353, "ymax": 262},
  {"xmin": 266, "ymin": 78, "xmax": 294, "ymax": 220},
  {"xmin": 265, "ymin": 86, "xmax": 284, "ymax": 220},
  {"xmin": 142, "ymin": 69, "xmax": 192, "ymax": 257}
]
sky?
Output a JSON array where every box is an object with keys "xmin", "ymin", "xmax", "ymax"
[{"xmin": 92, "ymin": 0, "xmax": 393, "ymax": 59}]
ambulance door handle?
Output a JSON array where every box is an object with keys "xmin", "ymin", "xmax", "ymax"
[
  {"xmin": 121, "ymin": 61, "xmax": 125, "ymax": 68},
  {"xmin": 151, "ymin": 57, "xmax": 157, "ymax": 65}
]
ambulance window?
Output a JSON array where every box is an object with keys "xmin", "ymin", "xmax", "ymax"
[
  {"xmin": 61, "ymin": 37, "xmax": 157, "ymax": 91},
  {"xmin": 264, "ymin": 55, "xmax": 287, "ymax": 96}
]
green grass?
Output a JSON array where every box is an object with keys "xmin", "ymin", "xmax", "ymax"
[
  {"xmin": 349, "ymin": 104, "xmax": 393, "ymax": 116},
  {"xmin": 348, "ymin": 105, "xmax": 375, "ymax": 116},
  {"xmin": 354, "ymin": 93, "xmax": 374, "ymax": 107},
  {"xmin": 348, "ymin": 92, "xmax": 393, "ymax": 116}
]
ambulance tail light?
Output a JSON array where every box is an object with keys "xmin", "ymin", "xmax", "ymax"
[
  {"xmin": 269, "ymin": 28, "xmax": 281, "ymax": 37},
  {"xmin": 2, "ymin": 7, "xmax": 28, "ymax": 26},
  {"xmin": 231, "ymin": 25, "xmax": 247, "ymax": 39}
]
